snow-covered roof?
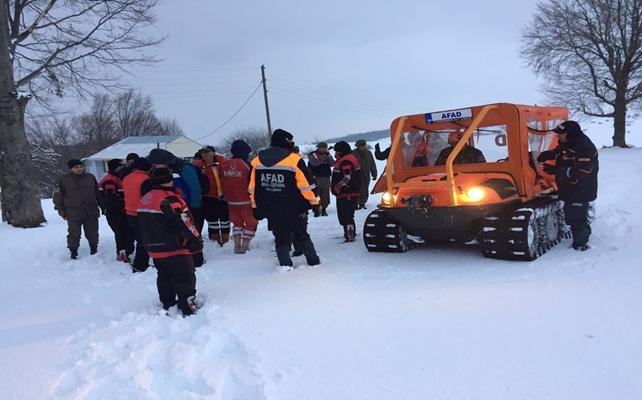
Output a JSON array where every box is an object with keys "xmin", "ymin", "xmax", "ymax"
[{"xmin": 84, "ymin": 135, "xmax": 200, "ymax": 160}]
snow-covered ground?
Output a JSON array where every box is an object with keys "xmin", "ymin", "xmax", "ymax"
[{"xmin": 2, "ymin": 147, "xmax": 642, "ymax": 400}]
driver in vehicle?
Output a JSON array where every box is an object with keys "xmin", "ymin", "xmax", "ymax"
[{"xmin": 434, "ymin": 131, "xmax": 486, "ymax": 165}]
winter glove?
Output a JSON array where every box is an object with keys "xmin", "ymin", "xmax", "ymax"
[
  {"xmin": 252, "ymin": 208, "xmax": 264, "ymax": 221},
  {"xmin": 542, "ymin": 163, "xmax": 557, "ymax": 175},
  {"xmin": 537, "ymin": 150, "xmax": 556, "ymax": 163},
  {"xmin": 58, "ymin": 211, "xmax": 67, "ymax": 220},
  {"xmin": 375, "ymin": 143, "xmax": 381, "ymax": 152}
]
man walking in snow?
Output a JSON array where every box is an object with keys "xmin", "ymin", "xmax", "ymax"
[
  {"xmin": 249, "ymin": 129, "xmax": 321, "ymax": 268},
  {"xmin": 53, "ymin": 159, "xmax": 101, "ymax": 260},
  {"xmin": 537, "ymin": 120, "xmax": 599, "ymax": 251},
  {"xmin": 137, "ymin": 167, "xmax": 202, "ymax": 316}
]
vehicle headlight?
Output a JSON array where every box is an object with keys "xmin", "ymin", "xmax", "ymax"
[
  {"xmin": 465, "ymin": 186, "xmax": 485, "ymax": 202},
  {"xmin": 382, "ymin": 191, "xmax": 394, "ymax": 205}
]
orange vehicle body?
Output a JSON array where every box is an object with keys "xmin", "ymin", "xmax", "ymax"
[{"xmin": 365, "ymin": 103, "xmax": 569, "ymax": 253}]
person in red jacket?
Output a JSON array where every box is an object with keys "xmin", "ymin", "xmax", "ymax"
[
  {"xmin": 194, "ymin": 146, "xmax": 230, "ymax": 246},
  {"xmin": 122, "ymin": 157, "xmax": 152, "ymax": 272},
  {"xmin": 331, "ymin": 141, "xmax": 362, "ymax": 242},
  {"xmin": 137, "ymin": 167, "xmax": 203, "ymax": 316},
  {"xmin": 99, "ymin": 159, "xmax": 134, "ymax": 262},
  {"xmin": 219, "ymin": 140, "xmax": 258, "ymax": 254}
]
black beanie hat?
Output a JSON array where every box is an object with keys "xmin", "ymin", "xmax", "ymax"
[
  {"xmin": 67, "ymin": 159, "xmax": 83, "ymax": 169},
  {"xmin": 148, "ymin": 148, "xmax": 177, "ymax": 166},
  {"xmin": 149, "ymin": 167, "xmax": 173, "ymax": 185},
  {"xmin": 231, "ymin": 140, "xmax": 252, "ymax": 159},
  {"xmin": 126, "ymin": 153, "xmax": 139, "ymax": 162},
  {"xmin": 333, "ymin": 141, "xmax": 351, "ymax": 155},
  {"xmin": 107, "ymin": 158, "xmax": 123, "ymax": 172},
  {"xmin": 132, "ymin": 157, "xmax": 151, "ymax": 171},
  {"xmin": 552, "ymin": 120, "xmax": 582, "ymax": 140},
  {"xmin": 271, "ymin": 129, "xmax": 295, "ymax": 150}
]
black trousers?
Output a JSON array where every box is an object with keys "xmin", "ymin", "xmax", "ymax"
[
  {"xmin": 105, "ymin": 209, "xmax": 134, "ymax": 254},
  {"xmin": 564, "ymin": 201, "xmax": 593, "ymax": 247},
  {"xmin": 127, "ymin": 215, "xmax": 150, "ymax": 271},
  {"xmin": 271, "ymin": 212, "xmax": 310, "ymax": 248},
  {"xmin": 337, "ymin": 197, "xmax": 358, "ymax": 227},
  {"xmin": 203, "ymin": 197, "xmax": 230, "ymax": 236},
  {"xmin": 66, "ymin": 215, "xmax": 99, "ymax": 250},
  {"xmin": 154, "ymin": 254, "xmax": 197, "ymax": 316}
]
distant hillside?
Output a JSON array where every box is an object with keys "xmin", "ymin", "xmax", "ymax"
[{"xmin": 325, "ymin": 129, "xmax": 389, "ymax": 144}]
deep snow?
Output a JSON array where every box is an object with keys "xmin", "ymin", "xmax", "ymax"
[{"xmin": 1, "ymin": 147, "xmax": 642, "ymax": 400}]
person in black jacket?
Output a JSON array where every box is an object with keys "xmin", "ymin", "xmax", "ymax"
[
  {"xmin": 374, "ymin": 143, "xmax": 391, "ymax": 160},
  {"xmin": 249, "ymin": 129, "xmax": 321, "ymax": 268},
  {"xmin": 435, "ymin": 132, "xmax": 486, "ymax": 165},
  {"xmin": 537, "ymin": 120, "xmax": 599, "ymax": 251},
  {"xmin": 98, "ymin": 158, "xmax": 134, "ymax": 262},
  {"xmin": 307, "ymin": 142, "xmax": 334, "ymax": 216},
  {"xmin": 137, "ymin": 167, "xmax": 203, "ymax": 316}
]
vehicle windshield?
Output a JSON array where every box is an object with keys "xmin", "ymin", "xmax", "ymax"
[{"xmin": 400, "ymin": 124, "xmax": 508, "ymax": 168}]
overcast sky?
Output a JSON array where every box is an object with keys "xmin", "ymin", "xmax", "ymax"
[{"xmin": 120, "ymin": 0, "xmax": 624, "ymax": 147}]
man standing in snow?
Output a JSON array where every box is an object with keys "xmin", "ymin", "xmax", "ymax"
[
  {"xmin": 331, "ymin": 141, "xmax": 362, "ymax": 242},
  {"xmin": 98, "ymin": 159, "xmax": 134, "ymax": 263},
  {"xmin": 137, "ymin": 167, "xmax": 202, "ymax": 316},
  {"xmin": 53, "ymin": 159, "xmax": 101, "ymax": 260},
  {"xmin": 249, "ymin": 129, "xmax": 321, "ymax": 268},
  {"xmin": 538, "ymin": 120, "xmax": 599, "ymax": 251},
  {"xmin": 219, "ymin": 140, "xmax": 258, "ymax": 254},
  {"xmin": 307, "ymin": 142, "xmax": 334, "ymax": 217},
  {"xmin": 353, "ymin": 139, "xmax": 377, "ymax": 209}
]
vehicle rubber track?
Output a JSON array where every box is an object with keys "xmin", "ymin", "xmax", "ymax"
[
  {"xmin": 479, "ymin": 200, "xmax": 570, "ymax": 261},
  {"xmin": 363, "ymin": 209, "xmax": 413, "ymax": 253}
]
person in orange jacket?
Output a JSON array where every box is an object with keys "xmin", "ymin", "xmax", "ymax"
[
  {"xmin": 194, "ymin": 146, "xmax": 230, "ymax": 246},
  {"xmin": 122, "ymin": 157, "xmax": 152, "ymax": 272},
  {"xmin": 219, "ymin": 140, "xmax": 258, "ymax": 254}
]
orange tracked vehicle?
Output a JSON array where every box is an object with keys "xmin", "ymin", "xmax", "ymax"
[{"xmin": 364, "ymin": 103, "xmax": 571, "ymax": 260}]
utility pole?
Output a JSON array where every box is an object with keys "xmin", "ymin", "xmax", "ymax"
[{"xmin": 261, "ymin": 64, "xmax": 272, "ymax": 138}]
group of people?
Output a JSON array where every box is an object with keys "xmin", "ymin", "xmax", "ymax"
[
  {"xmin": 51, "ymin": 120, "xmax": 598, "ymax": 316},
  {"xmin": 52, "ymin": 129, "xmax": 381, "ymax": 316}
]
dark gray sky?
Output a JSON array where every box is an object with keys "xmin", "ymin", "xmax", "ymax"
[{"xmin": 123, "ymin": 1, "xmax": 577, "ymax": 145}]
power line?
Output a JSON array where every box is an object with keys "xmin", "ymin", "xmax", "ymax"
[{"xmin": 194, "ymin": 81, "xmax": 263, "ymax": 141}]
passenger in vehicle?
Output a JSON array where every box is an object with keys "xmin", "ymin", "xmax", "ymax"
[{"xmin": 434, "ymin": 131, "xmax": 486, "ymax": 165}]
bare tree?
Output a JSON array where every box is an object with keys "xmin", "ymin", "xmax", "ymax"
[
  {"xmin": 220, "ymin": 127, "xmax": 271, "ymax": 157},
  {"xmin": 522, "ymin": 0, "xmax": 642, "ymax": 147},
  {"xmin": 0, "ymin": 0, "xmax": 163, "ymax": 227},
  {"xmin": 74, "ymin": 94, "xmax": 119, "ymax": 153},
  {"xmin": 114, "ymin": 89, "xmax": 160, "ymax": 137},
  {"xmin": 158, "ymin": 117, "xmax": 184, "ymax": 136}
]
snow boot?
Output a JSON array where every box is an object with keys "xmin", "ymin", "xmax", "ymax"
[
  {"xmin": 276, "ymin": 246, "xmax": 293, "ymax": 267},
  {"xmin": 300, "ymin": 239, "xmax": 320, "ymax": 266},
  {"xmin": 218, "ymin": 232, "xmax": 230, "ymax": 247},
  {"xmin": 572, "ymin": 243, "xmax": 590, "ymax": 251},
  {"xmin": 90, "ymin": 245, "xmax": 98, "ymax": 255},
  {"xmin": 233, "ymin": 234, "xmax": 244, "ymax": 254},
  {"xmin": 345, "ymin": 224, "xmax": 356, "ymax": 242},
  {"xmin": 321, "ymin": 207, "xmax": 328, "ymax": 216},
  {"xmin": 70, "ymin": 249, "xmax": 78, "ymax": 260},
  {"xmin": 209, "ymin": 230, "xmax": 220, "ymax": 244},
  {"xmin": 117, "ymin": 249, "xmax": 131, "ymax": 263}
]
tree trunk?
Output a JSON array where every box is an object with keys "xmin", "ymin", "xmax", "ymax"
[
  {"xmin": 612, "ymin": 92, "xmax": 628, "ymax": 148},
  {"xmin": 0, "ymin": 5, "xmax": 46, "ymax": 227}
]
